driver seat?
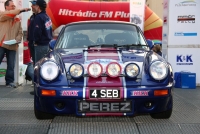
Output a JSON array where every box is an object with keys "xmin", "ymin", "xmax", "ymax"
[
  {"xmin": 105, "ymin": 33, "xmax": 136, "ymax": 45},
  {"xmin": 70, "ymin": 34, "xmax": 91, "ymax": 47}
]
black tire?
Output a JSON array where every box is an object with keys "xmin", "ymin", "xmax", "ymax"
[
  {"xmin": 150, "ymin": 108, "xmax": 172, "ymax": 119},
  {"xmin": 34, "ymin": 101, "xmax": 55, "ymax": 120}
]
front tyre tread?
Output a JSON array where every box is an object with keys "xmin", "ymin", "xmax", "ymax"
[
  {"xmin": 34, "ymin": 107, "xmax": 55, "ymax": 120},
  {"xmin": 150, "ymin": 108, "xmax": 172, "ymax": 119}
]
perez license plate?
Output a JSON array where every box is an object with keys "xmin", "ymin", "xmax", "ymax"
[
  {"xmin": 78, "ymin": 101, "xmax": 132, "ymax": 113},
  {"xmin": 89, "ymin": 89, "xmax": 120, "ymax": 99}
]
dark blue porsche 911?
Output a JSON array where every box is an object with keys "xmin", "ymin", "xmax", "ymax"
[{"xmin": 33, "ymin": 20, "xmax": 173, "ymax": 120}]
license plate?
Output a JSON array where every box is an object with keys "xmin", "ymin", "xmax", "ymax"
[
  {"xmin": 89, "ymin": 89, "xmax": 120, "ymax": 99},
  {"xmin": 78, "ymin": 101, "xmax": 131, "ymax": 113}
]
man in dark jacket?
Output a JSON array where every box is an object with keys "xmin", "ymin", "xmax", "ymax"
[
  {"xmin": 28, "ymin": 0, "xmax": 53, "ymax": 65},
  {"xmin": 28, "ymin": 0, "xmax": 53, "ymax": 95}
]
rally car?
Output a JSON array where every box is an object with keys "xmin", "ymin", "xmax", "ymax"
[{"xmin": 34, "ymin": 20, "xmax": 173, "ymax": 119}]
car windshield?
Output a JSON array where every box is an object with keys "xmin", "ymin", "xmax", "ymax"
[{"xmin": 55, "ymin": 23, "xmax": 147, "ymax": 49}]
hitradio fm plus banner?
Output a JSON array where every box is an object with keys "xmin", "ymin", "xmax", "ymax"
[{"xmin": 129, "ymin": 0, "xmax": 145, "ymax": 31}]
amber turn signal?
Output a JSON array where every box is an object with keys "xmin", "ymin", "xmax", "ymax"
[
  {"xmin": 154, "ymin": 89, "xmax": 168, "ymax": 96},
  {"xmin": 41, "ymin": 89, "xmax": 56, "ymax": 96}
]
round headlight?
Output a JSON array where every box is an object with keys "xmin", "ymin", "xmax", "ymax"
[
  {"xmin": 149, "ymin": 61, "xmax": 168, "ymax": 80},
  {"xmin": 40, "ymin": 61, "xmax": 59, "ymax": 81},
  {"xmin": 69, "ymin": 63, "xmax": 84, "ymax": 78},
  {"xmin": 125, "ymin": 63, "xmax": 140, "ymax": 78},
  {"xmin": 106, "ymin": 62, "xmax": 121, "ymax": 78},
  {"xmin": 88, "ymin": 62, "xmax": 102, "ymax": 78}
]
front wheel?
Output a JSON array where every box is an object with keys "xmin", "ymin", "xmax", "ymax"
[
  {"xmin": 34, "ymin": 97, "xmax": 55, "ymax": 120},
  {"xmin": 150, "ymin": 108, "xmax": 172, "ymax": 119}
]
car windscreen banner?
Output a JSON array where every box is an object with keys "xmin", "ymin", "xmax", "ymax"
[{"xmin": 129, "ymin": 0, "xmax": 145, "ymax": 31}]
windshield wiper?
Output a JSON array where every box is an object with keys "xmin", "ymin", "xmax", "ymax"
[
  {"xmin": 88, "ymin": 44, "xmax": 118, "ymax": 49},
  {"xmin": 88, "ymin": 44, "xmax": 147, "ymax": 49},
  {"xmin": 115, "ymin": 44, "xmax": 147, "ymax": 49},
  {"xmin": 117, "ymin": 44, "xmax": 146, "ymax": 47}
]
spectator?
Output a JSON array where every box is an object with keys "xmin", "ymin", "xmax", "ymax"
[
  {"xmin": 23, "ymin": 42, "xmax": 34, "ymax": 86},
  {"xmin": 152, "ymin": 44, "xmax": 162, "ymax": 56},
  {"xmin": 28, "ymin": 0, "xmax": 53, "ymax": 65},
  {"xmin": 146, "ymin": 39, "xmax": 154, "ymax": 50},
  {"xmin": 27, "ymin": 12, "xmax": 35, "ymax": 64},
  {"xmin": 0, "ymin": 0, "xmax": 30, "ymax": 88}
]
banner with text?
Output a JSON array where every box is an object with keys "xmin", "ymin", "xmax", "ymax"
[
  {"xmin": 130, "ymin": 0, "xmax": 145, "ymax": 31},
  {"xmin": 168, "ymin": 0, "xmax": 200, "ymax": 45},
  {"xmin": 168, "ymin": 48, "xmax": 199, "ymax": 84}
]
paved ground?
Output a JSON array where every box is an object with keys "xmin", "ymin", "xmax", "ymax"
[{"xmin": 0, "ymin": 82, "xmax": 200, "ymax": 134}]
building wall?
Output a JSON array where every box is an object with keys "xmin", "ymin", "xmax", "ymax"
[{"xmin": 146, "ymin": 0, "xmax": 163, "ymax": 19}]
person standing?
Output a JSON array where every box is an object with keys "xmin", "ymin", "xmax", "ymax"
[
  {"xmin": 28, "ymin": 0, "xmax": 53, "ymax": 95},
  {"xmin": 0, "ymin": 0, "xmax": 30, "ymax": 88},
  {"xmin": 23, "ymin": 42, "xmax": 34, "ymax": 86},
  {"xmin": 28, "ymin": 0, "xmax": 53, "ymax": 65},
  {"xmin": 27, "ymin": 12, "xmax": 36, "ymax": 65}
]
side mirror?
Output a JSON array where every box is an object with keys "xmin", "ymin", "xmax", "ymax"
[
  {"xmin": 49, "ymin": 39, "xmax": 57, "ymax": 50},
  {"xmin": 146, "ymin": 39, "xmax": 154, "ymax": 50}
]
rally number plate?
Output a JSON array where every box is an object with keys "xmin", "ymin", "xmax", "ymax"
[
  {"xmin": 89, "ymin": 89, "xmax": 120, "ymax": 99},
  {"xmin": 78, "ymin": 101, "xmax": 132, "ymax": 113}
]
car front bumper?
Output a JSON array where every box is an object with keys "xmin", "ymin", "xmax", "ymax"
[{"xmin": 34, "ymin": 85, "xmax": 173, "ymax": 116}]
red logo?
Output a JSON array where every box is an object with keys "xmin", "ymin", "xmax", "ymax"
[
  {"xmin": 131, "ymin": 91, "xmax": 149, "ymax": 96},
  {"xmin": 61, "ymin": 90, "xmax": 78, "ymax": 96}
]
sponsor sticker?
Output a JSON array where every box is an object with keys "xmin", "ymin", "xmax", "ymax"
[
  {"xmin": 61, "ymin": 90, "xmax": 79, "ymax": 96},
  {"xmin": 175, "ymin": 0, "xmax": 197, "ymax": 7},
  {"xmin": 174, "ymin": 32, "xmax": 197, "ymax": 36},
  {"xmin": 177, "ymin": 15, "xmax": 195, "ymax": 23},
  {"xmin": 0, "ymin": 69, "xmax": 6, "ymax": 77},
  {"xmin": 176, "ymin": 55, "xmax": 193, "ymax": 65},
  {"xmin": 45, "ymin": 20, "xmax": 52, "ymax": 29},
  {"xmin": 96, "ymin": 80, "xmax": 113, "ymax": 84},
  {"xmin": 131, "ymin": 91, "xmax": 149, "ymax": 96}
]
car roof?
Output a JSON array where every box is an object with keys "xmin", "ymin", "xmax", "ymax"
[{"xmin": 65, "ymin": 20, "xmax": 138, "ymax": 27}]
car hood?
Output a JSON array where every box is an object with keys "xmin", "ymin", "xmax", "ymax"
[{"xmin": 58, "ymin": 48, "xmax": 148, "ymax": 63}]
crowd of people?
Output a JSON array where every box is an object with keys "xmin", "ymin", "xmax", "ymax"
[{"xmin": 0, "ymin": 0, "xmax": 52, "ymax": 95}]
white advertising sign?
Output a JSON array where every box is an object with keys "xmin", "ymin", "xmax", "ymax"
[
  {"xmin": 162, "ymin": 0, "xmax": 169, "ymax": 60},
  {"xmin": 168, "ymin": 48, "xmax": 199, "ymax": 85},
  {"xmin": 130, "ymin": 0, "xmax": 145, "ymax": 31},
  {"xmin": 168, "ymin": 0, "xmax": 200, "ymax": 45},
  {"xmin": 0, "ymin": 0, "xmax": 6, "ymax": 10}
]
